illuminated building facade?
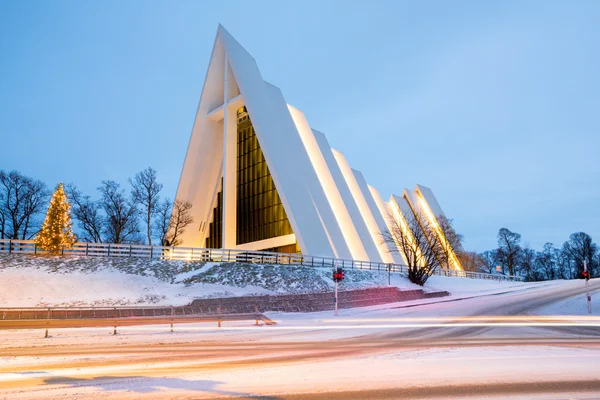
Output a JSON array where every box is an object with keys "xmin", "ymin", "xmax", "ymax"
[{"xmin": 174, "ymin": 25, "xmax": 462, "ymax": 270}]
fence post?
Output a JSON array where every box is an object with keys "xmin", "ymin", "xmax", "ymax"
[
  {"xmin": 150, "ymin": 246, "xmax": 153, "ymax": 259},
  {"xmin": 170, "ymin": 307, "xmax": 174, "ymax": 332},
  {"xmin": 8, "ymin": 240, "xmax": 11, "ymax": 254},
  {"xmin": 85, "ymin": 243, "xmax": 89, "ymax": 256},
  {"xmin": 129, "ymin": 245, "xmax": 132, "ymax": 257},
  {"xmin": 107, "ymin": 244, "xmax": 111, "ymax": 257},
  {"xmin": 61, "ymin": 245, "xmax": 64, "ymax": 256},
  {"xmin": 34, "ymin": 243, "xmax": 37, "ymax": 255}
]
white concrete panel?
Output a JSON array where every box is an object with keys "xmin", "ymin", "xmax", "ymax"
[
  {"xmin": 289, "ymin": 107, "xmax": 369, "ymax": 261},
  {"xmin": 351, "ymin": 169, "xmax": 397, "ymax": 264},
  {"xmin": 332, "ymin": 150, "xmax": 393, "ymax": 264},
  {"xmin": 217, "ymin": 26, "xmax": 351, "ymax": 259},
  {"xmin": 415, "ymin": 184, "xmax": 446, "ymax": 220},
  {"xmin": 173, "ymin": 35, "xmax": 228, "ymax": 247},
  {"xmin": 236, "ymin": 234, "xmax": 296, "ymax": 251},
  {"xmin": 414, "ymin": 185, "xmax": 463, "ymax": 270},
  {"xmin": 310, "ymin": 129, "xmax": 381, "ymax": 262},
  {"xmin": 403, "ymin": 188, "xmax": 455, "ymax": 269},
  {"xmin": 368, "ymin": 185, "xmax": 405, "ymax": 265},
  {"xmin": 388, "ymin": 194, "xmax": 416, "ymax": 265},
  {"xmin": 221, "ymin": 59, "xmax": 237, "ymax": 248}
]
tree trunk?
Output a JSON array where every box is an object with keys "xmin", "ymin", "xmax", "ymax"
[{"xmin": 147, "ymin": 208, "xmax": 152, "ymax": 246}]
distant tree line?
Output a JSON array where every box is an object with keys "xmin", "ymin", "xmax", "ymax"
[
  {"xmin": 459, "ymin": 228, "xmax": 598, "ymax": 282},
  {"xmin": 0, "ymin": 168, "xmax": 193, "ymax": 246}
]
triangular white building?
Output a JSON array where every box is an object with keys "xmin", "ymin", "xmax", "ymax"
[{"xmin": 174, "ymin": 25, "xmax": 462, "ymax": 270}]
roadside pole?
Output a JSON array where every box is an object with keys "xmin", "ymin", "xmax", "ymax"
[
  {"xmin": 332, "ymin": 266, "xmax": 344, "ymax": 316},
  {"xmin": 335, "ymin": 280, "xmax": 338, "ymax": 316},
  {"xmin": 584, "ymin": 260, "xmax": 592, "ymax": 314}
]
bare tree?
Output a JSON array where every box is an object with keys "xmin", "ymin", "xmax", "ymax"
[
  {"xmin": 0, "ymin": 170, "xmax": 49, "ymax": 239},
  {"xmin": 555, "ymin": 247, "xmax": 572, "ymax": 280},
  {"xmin": 520, "ymin": 246, "xmax": 539, "ymax": 281},
  {"xmin": 65, "ymin": 184, "xmax": 104, "ymax": 243},
  {"xmin": 535, "ymin": 242, "xmax": 557, "ymax": 281},
  {"xmin": 480, "ymin": 249, "xmax": 501, "ymax": 274},
  {"xmin": 98, "ymin": 181, "xmax": 139, "ymax": 244},
  {"xmin": 383, "ymin": 209, "xmax": 443, "ymax": 285},
  {"xmin": 20, "ymin": 179, "xmax": 49, "ymax": 239},
  {"xmin": 154, "ymin": 198, "xmax": 173, "ymax": 246},
  {"xmin": 436, "ymin": 215, "xmax": 464, "ymax": 270},
  {"xmin": 497, "ymin": 228, "xmax": 522, "ymax": 276},
  {"xmin": 0, "ymin": 190, "xmax": 5, "ymax": 239},
  {"xmin": 167, "ymin": 200, "xmax": 194, "ymax": 247},
  {"xmin": 130, "ymin": 167, "xmax": 163, "ymax": 245},
  {"xmin": 562, "ymin": 232, "xmax": 597, "ymax": 278},
  {"xmin": 458, "ymin": 251, "xmax": 486, "ymax": 272}
]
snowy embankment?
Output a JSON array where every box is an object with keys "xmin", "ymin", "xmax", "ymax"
[{"xmin": 0, "ymin": 254, "xmax": 528, "ymax": 307}]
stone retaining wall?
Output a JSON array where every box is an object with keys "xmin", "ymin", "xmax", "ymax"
[{"xmin": 189, "ymin": 287, "xmax": 449, "ymax": 314}]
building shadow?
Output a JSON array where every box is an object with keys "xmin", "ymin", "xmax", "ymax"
[{"xmin": 44, "ymin": 376, "xmax": 281, "ymax": 399}]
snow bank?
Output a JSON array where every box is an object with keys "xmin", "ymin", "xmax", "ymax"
[
  {"xmin": 0, "ymin": 254, "xmax": 532, "ymax": 308},
  {"xmin": 534, "ymin": 279, "xmax": 600, "ymax": 315},
  {"xmin": 423, "ymin": 274, "xmax": 529, "ymax": 296},
  {"xmin": 0, "ymin": 254, "xmax": 413, "ymax": 307}
]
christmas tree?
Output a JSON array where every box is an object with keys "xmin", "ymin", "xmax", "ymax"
[{"xmin": 36, "ymin": 183, "xmax": 76, "ymax": 254}]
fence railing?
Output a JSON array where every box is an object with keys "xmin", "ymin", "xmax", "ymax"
[{"xmin": 0, "ymin": 239, "xmax": 522, "ymax": 281}]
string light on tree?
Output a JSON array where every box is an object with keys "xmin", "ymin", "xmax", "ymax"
[{"xmin": 36, "ymin": 183, "xmax": 76, "ymax": 254}]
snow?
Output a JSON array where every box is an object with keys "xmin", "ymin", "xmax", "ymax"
[
  {"xmin": 423, "ymin": 274, "xmax": 530, "ymax": 295},
  {"xmin": 0, "ymin": 253, "xmax": 531, "ymax": 308},
  {"xmin": 2, "ymin": 345, "xmax": 598, "ymax": 400},
  {"xmin": 533, "ymin": 283, "xmax": 600, "ymax": 316},
  {"xmin": 1, "ymin": 279, "xmax": 599, "ymax": 399}
]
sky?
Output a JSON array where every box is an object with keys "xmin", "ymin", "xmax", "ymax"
[{"xmin": 1, "ymin": 0, "xmax": 599, "ymax": 252}]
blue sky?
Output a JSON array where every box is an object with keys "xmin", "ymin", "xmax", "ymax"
[{"xmin": 1, "ymin": 0, "xmax": 599, "ymax": 251}]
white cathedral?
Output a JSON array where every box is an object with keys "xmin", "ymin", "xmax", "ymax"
[{"xmin": 174, "ymin": 25, "xmax": 462, "ymax": 271}]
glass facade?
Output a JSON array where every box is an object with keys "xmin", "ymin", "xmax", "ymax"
[
  {"xmin": 236, "ymin": 107, "xmax": 294, "ymax": 245},
  {"xmin": 204, "ymin": 107, "xmax": 298, "ymax": 253},
  {"xmin": 205, "ymin": 179, "xmax": 223, "ymax": 248}
]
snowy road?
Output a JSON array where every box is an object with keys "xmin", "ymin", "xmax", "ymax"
[{"xmin": 1, "ymin": 279, "xmax": 599, "ymax": 399}]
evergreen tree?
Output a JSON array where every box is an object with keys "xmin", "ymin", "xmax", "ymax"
[{"xmin": 36, "ymin": 183, "xmax": 76, "ymax": 254}]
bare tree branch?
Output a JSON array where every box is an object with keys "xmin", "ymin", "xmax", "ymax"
[
  {"xmin": 382, "ymin": 208, "xmax": 443, "ymax": 285},
  {"xmin": 65, "ymin": 184, "xmax": 104, "ymax": 243},
  {"xmin": 168, "ymin": 200, "xmax": 193, "ymax": 247},
  {"xmin": 154, "ymin": 198, "xmax": 173, "ymax": 246},
  {"xmin": 0, "ymin": 170, "xmax": 49, "ymax": 239},
  {"xmin": 130, "ymin": 167, "xmax": 162, "ymax": 246},
  {"xmin": 98, "ymin": 180, "xmax": 140, "ymax": 244}
]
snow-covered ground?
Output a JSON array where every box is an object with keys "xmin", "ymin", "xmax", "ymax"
[
  {"xmin": 0, "ymin": 254, "xmax": 529, "ymax": 307},
  {"xmin": 1, "ymin": 279, "xmax": 599, "ymax": 399},
  {"xmin": 535, "ymin": 285, "xmax": 600, "ymax": 316}
]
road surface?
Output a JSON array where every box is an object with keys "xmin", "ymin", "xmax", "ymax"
[{"xmin": 1, "ymin": 279, "xmax": 599, "ymax": 399}]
